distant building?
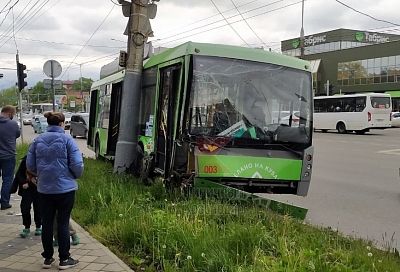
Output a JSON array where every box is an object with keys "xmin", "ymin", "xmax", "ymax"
[{"xmin": 281, "ymin": 28, "xmax": 400, "ymax": 111}]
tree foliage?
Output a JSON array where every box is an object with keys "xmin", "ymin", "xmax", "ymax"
[
  {"xmin": 0, "ymin": 86, "xmax": 18, "ymax": 107},
  {"xmin": 72, "ymin": 77, "xmax": 93, "ymax": 91}
]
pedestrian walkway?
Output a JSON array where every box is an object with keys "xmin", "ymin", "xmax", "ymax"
[{"xmin": 0, "ymin": 194, "xmax": 133, "ymax": 271}]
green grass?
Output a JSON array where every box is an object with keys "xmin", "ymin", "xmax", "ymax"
[{"xmin": 69, "ymin": 158, "xmax": 400, "ymax": 272}]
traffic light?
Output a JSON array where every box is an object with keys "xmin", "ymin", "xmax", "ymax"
[{"xmin": 17, "ymin": 62, "xmax": 27, "ymax": 91}]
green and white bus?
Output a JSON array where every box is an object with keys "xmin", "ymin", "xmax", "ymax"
[{"xmin": 88, "ymin": 42, "xmax": 314, "ymax": 196}]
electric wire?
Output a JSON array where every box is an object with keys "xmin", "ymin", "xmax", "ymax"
[
  {"xmin": 61, "ymin": 5, "xmax": 115, "ymax": 79},
  {"xmin": 209, "ymin": 0, "xmax": 250, "ymax": 46},
  {"xmin": 161, "ymin": 0, "xmax": 260, "ymax": 37},
  {"xmin": 0, "ymin": 0, "xmax": 13, "ymax": 14},
  {"xmin": 158, "ymin": 0, "xmax": 302, "ymax": 46},
  {"xmin": 154, "ymin": 0, "xmax": 283, "ymax": 44},
  {"xmin": 335, "ymin": 0, "xmax": 400, "ymax": 28},
  {"xmin": 229, "ymin": 0, "xmax": 269, "ymax": 47},
  {"xmin": 0, "ymin": 0, "xmax": 42, "ymax": 45},
  {"xmin": 0, "ymin": 0, "xmax": 52, "ymax": 48}
]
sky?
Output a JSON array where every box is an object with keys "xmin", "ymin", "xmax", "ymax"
[{"xmin": 0, "ymin": 0, "xmax": 399, "ymax": 90}]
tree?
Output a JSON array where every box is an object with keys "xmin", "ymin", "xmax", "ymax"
[
  {"xmin": 29, "ymin": 81, "xmax": 50, "ymax": 103},
  {"xmin": 0, "ymin": 86, "xmax": 18, "ymax": 107},
  {"xmin": 72, "ymin": 77, "xmax": 93, "ymax": 91}
]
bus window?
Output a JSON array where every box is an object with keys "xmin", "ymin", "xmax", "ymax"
[{"xmin": 371, "ymin": 97, "xmax": 391, "ymax": 109}]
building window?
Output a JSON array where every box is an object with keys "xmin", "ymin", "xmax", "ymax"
[{"xmin": 338, "ymin": 55, "xmax": 400, "ymax": 86}]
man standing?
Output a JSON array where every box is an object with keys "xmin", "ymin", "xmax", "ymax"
[{"xmin": 0, "ymin": 105, "xmax": 20, "ymax": 210}]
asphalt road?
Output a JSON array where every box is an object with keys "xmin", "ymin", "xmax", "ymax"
[
  {"xmin": 18, "ymin": 124, "xmax": 95, "ymax": 158},
  {"xmin": 259, "ymin": 128, "xmax": 400, "ymax": 250},
  {"xmin": 19, "ymin": 124, "xmax": 400, "ymax": 250}
]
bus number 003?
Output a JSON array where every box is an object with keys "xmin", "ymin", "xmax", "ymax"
[{"xmin": 204, "ymin": 165, "xmax": 218, "ymax": 173}]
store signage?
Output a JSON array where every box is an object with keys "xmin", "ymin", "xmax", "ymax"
[
  {"xmin": 355, "ymin": 32, "xmax": 390, "ymax": 43},
  {"xmin": 304, "ymin": 35, "xmax": 327, "ymax": 46},
  {"xmin": 292, "ymin": 35, "xmax": 327, "ymax": 48}
]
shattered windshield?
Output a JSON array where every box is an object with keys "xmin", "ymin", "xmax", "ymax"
[{"xmin": 189, "ymin": 56, "xmax": 312, "ymax": 144}]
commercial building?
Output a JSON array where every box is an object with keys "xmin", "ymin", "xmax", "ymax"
[{"xmin": 281, "ymin": 28, "xmax": 400, "ymax": 111}]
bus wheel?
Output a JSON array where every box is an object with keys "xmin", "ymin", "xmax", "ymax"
[
  {"xmin": 70, "ymin": 129, "xmax": 76, "ymax": 138},
  {"xmin": 337, "ymin": 122, "xmax": 347, "ymax": 134},
  {"xmin": 95, "ymin": 136, "xmax": 100, "ymax": 159}
]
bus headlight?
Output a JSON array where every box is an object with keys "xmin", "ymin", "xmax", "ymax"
[{"xmin": 304, "ymin": 172, "xmax": 310, "ymax": 177}]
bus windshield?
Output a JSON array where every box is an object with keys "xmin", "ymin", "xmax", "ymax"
[{"xmin": 189, "ymin": 56, "xmax": 312, "ymax": 145}]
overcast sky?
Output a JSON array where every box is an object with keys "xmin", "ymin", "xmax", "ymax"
[{"xmin": 0, "ymin": 0, "xmax": 399, "ymax": 90}]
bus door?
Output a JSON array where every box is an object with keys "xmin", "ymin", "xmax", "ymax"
[
  {"xmin": 87, "ymin": 89, "xmax": 99, "ymax": 147},
  {"xmin": 155, "ymin": 65, "xmax": 182, "ymax": 176},
  {"xmin": 107, "ymin": 82, "xmax": 123, "ymax": 156}
]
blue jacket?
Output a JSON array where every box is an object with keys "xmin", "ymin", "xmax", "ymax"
[
  {"xmin": 0, "ymin": 115, "xmax": 20, "ymax": 159},
  {"xmin": 26, "ymin": 126, "xmax": 83, "ymax": 194}
]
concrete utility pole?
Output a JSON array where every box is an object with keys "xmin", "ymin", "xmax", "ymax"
[{"xmin": 114, "ymin": 0, "xmax": 157, "ymax": 173}]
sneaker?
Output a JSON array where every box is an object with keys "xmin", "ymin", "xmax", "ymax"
[
  {"xmin": 34, "ymin": 227, "xmax": 42, "ymax": 236},
  {"xmin": 43, "ymin": 257, "xmax": 55, "ymax": 269},
  {"xmin": 53, "ymin": 239, "xmax": 58, "ymax": 247},
  {"xmin": 71, "ymin": 234, "xmax": 80, "ymax": 245},
  {"xmin": 1, "ymin": 203, "xmax": 12, "ymax": 210},
  {"xmin": 59, "ymin": 257, "xmax": 79, "ymax": 270},
  {"xmin": 20, "ymin": 228, "xmax": 30, "ymax": 238}
]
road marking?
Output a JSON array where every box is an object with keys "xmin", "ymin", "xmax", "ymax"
[{"xmin": 377, "ymin": 149, "xmax": 400, "ymax": 156}]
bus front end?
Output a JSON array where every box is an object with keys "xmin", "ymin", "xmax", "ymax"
[{"xmin": 188, "ymin": 55, "xmax": 313, "ymax": 196}]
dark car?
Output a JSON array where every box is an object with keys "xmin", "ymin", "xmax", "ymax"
[{"xmin": 70, "ymin": 113, "xmax": 89, "ymax": 138}]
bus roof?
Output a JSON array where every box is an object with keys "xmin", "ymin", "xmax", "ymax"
[
  {"xmin": 92, "ymin": 42, "xmax": 311, "ymax": 89},
  {"xmin": 314, "ymin": 93, "xmax": 391, "ymax": 99},
  {"xmin": 144, "ymin": 42, "xmax": 311, "ymax": 72}
]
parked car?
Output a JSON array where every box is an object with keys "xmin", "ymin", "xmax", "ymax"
[
  {"xmin": 391, "ymin": 112, "xmax": 400, "ymax": 127},
  {"xmin": 70, "ymin": 113, "xmax": 89, "ymax": 138},
  {"xmin": 64, "ymin": 112, "xmax": 72, "ymax": 130},
  {"xmin": 22, "ymin": 114, "xmax": 32, "ymax": 125},
  {"xmin": 32, "ymin": 115, "xmax": 48, "ymax": 134}
]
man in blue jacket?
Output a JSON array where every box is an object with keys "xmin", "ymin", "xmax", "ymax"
[
  {"xmin": 0, "ymin": 105, "xmax": 20, "ymax": 210},
  {"xmin": 27, "ymin": 111, "xmax": 83, "ymax": 270}
]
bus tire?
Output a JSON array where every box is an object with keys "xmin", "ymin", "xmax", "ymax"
[
  {"xmin": 336, "ymin": 122, "xmax": 347, "ymax": 134},
  {"xmin": 70, "ymin": 129, "xmax": 76, "ymax": 138},
  {"xmin": 95, "ymin": 136, "xmax": 101, "ymax": 159}
]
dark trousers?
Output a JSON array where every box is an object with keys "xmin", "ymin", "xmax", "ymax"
[
  {"xmin": 20, "ymin": 189, "xmax": 41, "ymax": 229},
  {"xmin": 0, "ymin": 158, "xmax": 16, "ymax": 206},
  {"xmin": 39, "ymin": 191, "xmax": 75, "ymax": 261}
]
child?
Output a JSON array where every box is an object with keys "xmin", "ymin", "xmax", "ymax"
[
  {"xmin": 53, "ymin": 218, "xmax": 80, "ymax": 246},
  {"xmin": 11, "ymin": 156, "xmax": 42, "ymax": 238}
]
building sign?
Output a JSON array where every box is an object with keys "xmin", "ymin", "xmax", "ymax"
[
  {"xmin": 355, "ymin": 32, "xmax": 390, "ymax": 43},
  {"xmin": 292, "ymin": 35, "xmax": 327, "ymax": 48}
]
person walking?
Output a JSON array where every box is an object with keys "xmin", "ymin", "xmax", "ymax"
[
  {"xmin": 0, "ymin": 105, "xmax": 20, "ymax": 210},
  {"xmin": 11, "ymin": 155, "xmax": 42, "ymax": 238},
  {"xmin": 26, "ymin": 112, "xmax": 83, "ymax": 270}
]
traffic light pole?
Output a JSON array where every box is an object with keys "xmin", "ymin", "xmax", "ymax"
[
  {"xmin": 114, "ymin": 0, "xmax": 149, "ymax": 173},
  {"xmin": 16, "ymin": 53, "xmax": 24, "ymax": 143}
]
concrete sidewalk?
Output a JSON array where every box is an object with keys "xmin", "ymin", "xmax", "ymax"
[{"xmin": 0, "ymin": 194, "xmax": 133, "ymax": 271}]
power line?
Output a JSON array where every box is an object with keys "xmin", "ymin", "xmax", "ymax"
[
  {"xmin": 159, "ymin": 0, "xmax": 301, "ymax": 46},
  {"xmin": 0, "ymin": 34, "xmax": 125, "ymax": 49},
  {"xmin": 155, "ymin": 0, "xmax": 283, "ymax": 44},
  {"xmin": 209, "ymin": 0, "xmax": 249, "ymax": 46},
  {"xmin": 0, "ymin": 0, "xmax": 43, "ymax": 45},
  {"xmin": 229, "ymin": 0, "xmax": 269, "ymax": 47},
  {"xmin": 61, "ymin": 5, "xmax": 115, "ymax": 79},
  {"xmin": 0, "ymin": 0, "xmax": 13, "ymax": 14},
  {"xmin": 0, "ymin": 0, "xmax": 54, "ymax": 49},
  {"xmin": 335, "ymin": 0, "xmax": 400, "ymax": 28},
  {"xmin": 11, "ymin": 6, "xmax": 17, "ymax": 52},
  {"xmin": 161, "ymin": 0, "xmax": 260, "ymax": 37}
]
